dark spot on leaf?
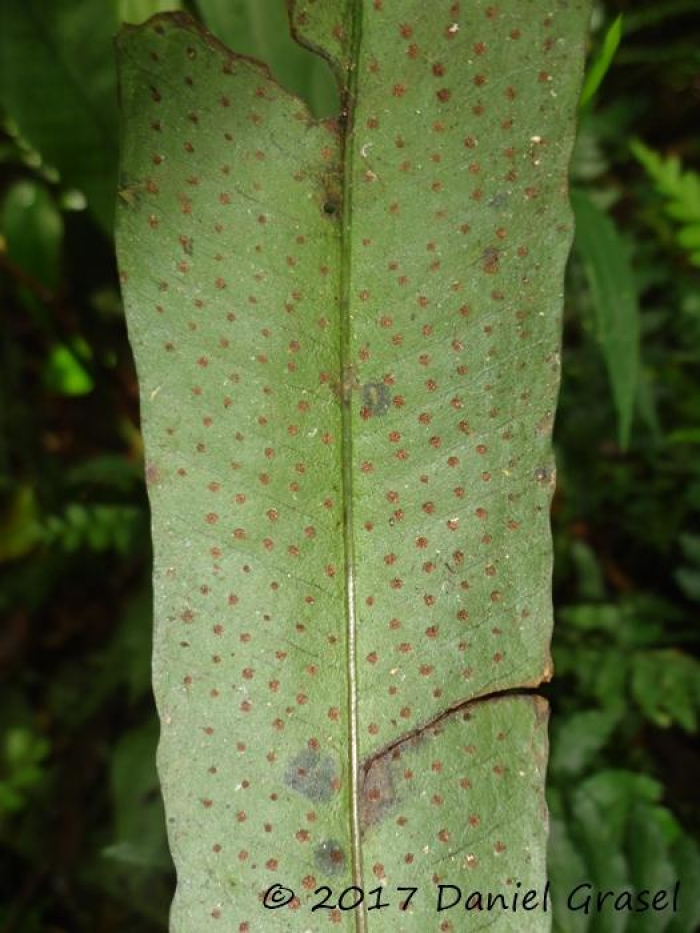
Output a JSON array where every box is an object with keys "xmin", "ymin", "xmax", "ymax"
[
  {"xmin": 361, "ymin": 382, "xmax": 391, "ymax": 416},
  {"xmin": 487, "ymin": 191, "xmax": 509, "ymax": 208},
  {"xmin": 284, "ymin": 750, "xmax": 337, "ymax": 802},
  {"xmin": 323, "ymin": 200, "xmax": 338, "ymax": 215},
  {"xmin": 314, "ymin": 839, "xmax": 346, "ymax": 875}
]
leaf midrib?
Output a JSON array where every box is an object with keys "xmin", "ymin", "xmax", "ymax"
[{"xmin": 337, "ymin": 1, "xmax": 366, "ymax": 930}]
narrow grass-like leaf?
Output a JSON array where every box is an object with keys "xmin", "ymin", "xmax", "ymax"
[
  {"xmin": 579, "ymin": 14, "xmax": 623, "ymax": 110},
  {"xmin": 572, "ymin": 188, "xmax": 640, "ymax": 449},
  {"xmin": 116, "ymin": 3, "xmax": 590, "ymax": 928}
]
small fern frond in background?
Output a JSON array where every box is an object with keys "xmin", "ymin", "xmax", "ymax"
[
  {"xmin": 631, "ymin": 139, "xmax": 700, "ymax": 267},
  {"xmin": 42, "ymin": 503, "xmax": 144, "ymax": 554}
]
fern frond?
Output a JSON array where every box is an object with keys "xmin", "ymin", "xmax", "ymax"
[{"xmin": 631, "ymin": 139, "xmax": 700, "ymax": 266}]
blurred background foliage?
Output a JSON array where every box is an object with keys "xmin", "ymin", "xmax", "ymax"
[{"xmin": 0, "ymin": 1, "xmax": 699, "ymax": 930}]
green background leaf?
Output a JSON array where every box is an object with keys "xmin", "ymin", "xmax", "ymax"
[
  {"xmin": 549, "ymin": 772, "xmax": 700, "ymax": 933},
  {"xmin": 0, "ymin": 180, "xmax": 63, "ymax": 293},
  {"xmin": 118, "ymin": 0, "xmax": 183, "ymax": 24},
  {"xmin": 572, "ymin": 188, "xmax": 640, "ymax": 449},
  {"xmin": 0, "ymin": 0, "xmax": 120, "ymax": 233},
  {"xmin": 195, "ymin": 0, "xmax": 339, "ymax": 117}
]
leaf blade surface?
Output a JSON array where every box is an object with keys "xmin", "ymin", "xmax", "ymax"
[{"xmin": 116, "ymin": 3, "xmax": 590, "ymax": 928}]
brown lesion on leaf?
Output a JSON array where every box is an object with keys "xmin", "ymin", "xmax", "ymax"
[
  {"xmin": 331, "ymin": 362, "xmax": 360, "ymax": 405},
  {"xmin": 145, "ymin": 461, "xmax": 161, "ymax": 486},
  {"xmin": 358, "ymin": 690, "xmax": 551, "ymax": 829},
  {"xmin": 319, "ymin": 167, "xmax": 343, "ymax": 218},
  {"xmin": 480, "ymin": 245, "xmax": 503, "ymax": 274},
  {"xmin": 359, "ymin": 754, "xmax": 395, "ymax": 832}
]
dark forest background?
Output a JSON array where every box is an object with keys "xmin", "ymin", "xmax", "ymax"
[{"xmin": 1, "ymin": 1, "xmax": 699, "ymax": 930}]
